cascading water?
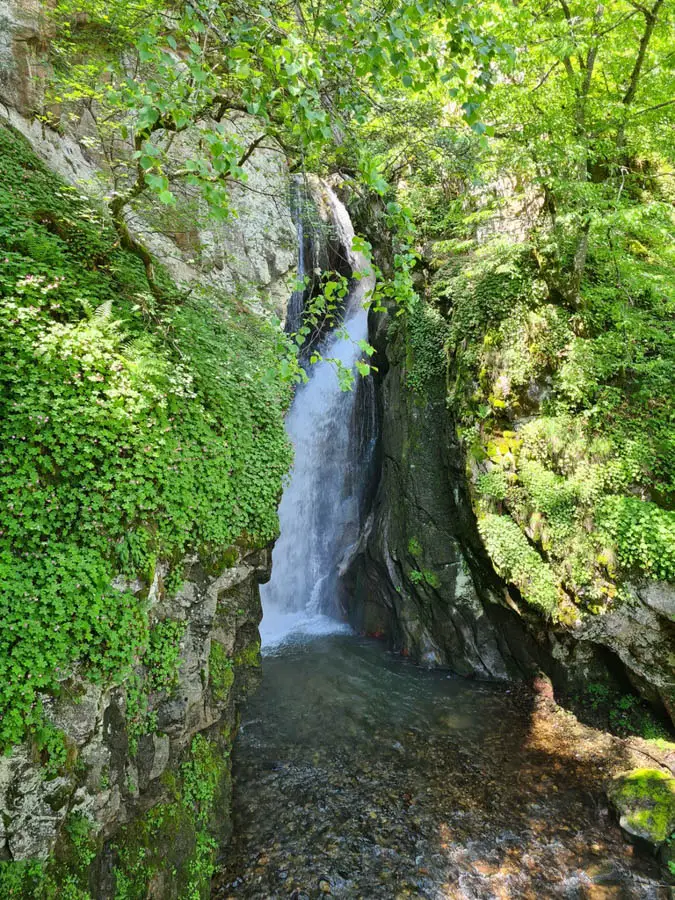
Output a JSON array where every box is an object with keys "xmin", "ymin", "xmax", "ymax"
[
  {"xmin": 259, "ymin": 183, "xmax": 376, "ymax": 649},
  {"xmin": 284, "ymin": 178, "xmax": 306, "ymax": 335}
]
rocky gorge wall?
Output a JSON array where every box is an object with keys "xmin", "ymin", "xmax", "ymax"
[
  {"xmin": 0, "ymin": 3, "xmax": 304, "ymax": 895},
  {"xmin": 0, "ymin": 0, "xmax": 297, "ymax": 321},
  {"xmin": 342, "ymin": 183, "xmax": 675, "ymax": 734},
  {"xmin": 0, "ymin": 550, "xmax": 267, "ymax": 897},
  {"xmin": 344, "ymin": 312, "xmax": 550, "ymax": 680}
]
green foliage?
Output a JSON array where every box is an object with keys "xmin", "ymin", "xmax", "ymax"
[
  {"xmin": 577, "ymin": 682, "xmax": 671, "ymax": 740},
  {"xmin": 407, "ymin": 537, "xmax": 423, "ymax": 556},
  {"xmin": 0, "ymin": 862, "xmax": 48, "ymax": 899},
  {"xmin": 112, "ymin": 732, "xmax": 227, "ymax": 899},
  {"xmin": 447, "ymin": 244, "xmax": 539, "ymax": 362},
  {"xmin": 144, "ymin": 620, "xmax": 185, "ymax": 693},
  {"xmin": 368, "ymin": 0, "xmax": 675, "ymax": 623},
  {"xmin": 478, "ymin": 514, "xmax": 559, "ymax": 615},
  {"xmin": 0, "ymin": 812, "xmax": 96, "ymax": 899},
  {"xmin": 0, "ymin": 125, "xmax": 292, "ymax": 750},
  {"xmin": 476, "ymin": 471, "xmax": 508, "ymax": 501},
  {"xmin": 405, "ymin": 297, "xmax": 447, "ymax": 394},
  {"xmin": 428, "ymin": 207, "xmax": 674, "ymax": 617},
  {"xmin": 45, "ymin": 0, "xmax": 503, "ymax": 328},
  {"xmin": 597, "ymin": 497, "xmax": 675, "ymax": 582},
  {"xmin": 49, "ymin": 0, "xmax": 500, "ymax": 200},
  {"xmin": 125, "ymin": 619, "xmax": 186, "ymax": 755},
  {"xmin": 33, "ymin": 720, "xmax": 70, "ymax": 779}
]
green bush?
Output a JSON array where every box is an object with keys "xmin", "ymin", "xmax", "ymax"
[
  {"xmin": 597, "ymin": 496, "xmax": 675, "ymax": 582},
  {"xmin": 478, "ymin": 514, "xmax": 559, "ymax": 615}
]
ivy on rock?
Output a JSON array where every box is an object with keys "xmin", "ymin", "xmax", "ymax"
[{"xmin": 0, "ymin": 125, "xmax": 292, "ymax": 750}]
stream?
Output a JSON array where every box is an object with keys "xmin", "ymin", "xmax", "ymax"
[
  {"xmin": 215, "ymin": 635, "xmax": 666, "ymax": 899},
  {"xmin": 214, "ymin": 184, "xmax": 667, "ymax": 900}
]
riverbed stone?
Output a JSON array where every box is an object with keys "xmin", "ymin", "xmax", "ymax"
[{"xmin": 608, "ymin": 768, "xmax": 675, "ymax": 846}]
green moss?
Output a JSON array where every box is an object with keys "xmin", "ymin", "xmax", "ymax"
[
  {"xmin": 407, "ymin": 537, "xmax": 423, "ymax": 556},
  {"xmin": 201, "ymin": 545, "xmax": 240, "ymax": 577},
  {"xmin": 112, "ymin": 733, "xmax": 230, "ymax": 899},
  {"xmin": 234, "ymin": 638, "xmax": 262, "ymax": 669},
  {"xmin": 610, "ymin": 768, "xmax": 675, "ymax": 845},
  {"xmin": 208, "ymin": 640, "xmax": 235, "ymax": 704},
  {"xmin": 422, "ymin": 569, "xmax": 441, "ymax": 589}
]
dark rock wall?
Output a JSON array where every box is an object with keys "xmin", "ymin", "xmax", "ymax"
[{"xmin": 344, "ymin": 316, "xmax": 549, "ymax": 680}]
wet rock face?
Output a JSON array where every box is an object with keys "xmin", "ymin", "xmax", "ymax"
[
  {"xmin": 343, "ymin": 321, "xmax": 546, "ymax": 679},
  {"xmin": 0, "ymin": 548, "xmax": 267, "ymax": 867},
  {"xmin": 343, "ymin": 296, "xmax": 673, "ymax": 721}
]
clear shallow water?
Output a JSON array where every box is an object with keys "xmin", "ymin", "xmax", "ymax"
[{"xmin": 215, "ymin": 634, "xmax": 667, "ymax": 900}]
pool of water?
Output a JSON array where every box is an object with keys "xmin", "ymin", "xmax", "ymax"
[{"xmin": 214, "ymin": 634, "xmax": 667, "ymax": 899}]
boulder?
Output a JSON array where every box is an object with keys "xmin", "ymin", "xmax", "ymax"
[{"xmin": 608, "ymin": 768, "xmax": 675, "ymax": 847}]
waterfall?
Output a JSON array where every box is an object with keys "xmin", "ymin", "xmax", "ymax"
[
  {"xmin": 284, "ymin": 178, "xmax": 306, "ymax": 334},
  {"xmin": 259, "ymin": 183, "xmax": 377, "ymax": 650}
]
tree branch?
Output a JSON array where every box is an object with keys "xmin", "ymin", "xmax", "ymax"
[
  {"xmin": 622, "ymin": 0, "xmax": 664, "ymax": 107},
  {"xmin": 616, "ymin": 0, "xmax": 665, "ymax": 149},
  {"xmin": 237, "ymin": 133, "xmax": 268, "ymax": 168}
]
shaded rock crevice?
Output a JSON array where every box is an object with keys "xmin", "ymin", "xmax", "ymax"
[{"xmin": 343, "ymin": 318, "xmax": 549, "ymax": 680}]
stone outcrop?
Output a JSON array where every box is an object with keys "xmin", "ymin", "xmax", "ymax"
[
  {"xmin": 0, "ymin": 0, "xmax": 296, "ymax": 322},
  {"xmin": 0, "ymin": 548, "xmax": 268, "ymax": 890},
  {"xmin": 550, "ymin": 583, "xmax": 675, "ymax": 724},
  {"xmin": 608, "ymin": 768, "xmax": 675, "ymax": 847}
]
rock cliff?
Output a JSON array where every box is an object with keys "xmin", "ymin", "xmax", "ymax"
[{"xmin": 0, "ymin": 550, "xmax": 266, "ymax": 896}]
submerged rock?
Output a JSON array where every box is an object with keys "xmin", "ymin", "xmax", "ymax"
[{"xmin": 608, "ymin": 768, "xmax": 675, "ymax": 846}]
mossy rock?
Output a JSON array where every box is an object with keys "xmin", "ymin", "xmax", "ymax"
[
  {"xmin": 608, "ymin": 768, "xmax": 675, "ymax": 846},
  {"xmin": 209, "ymin": 639, "xmax": 235, "ymax": 704}
]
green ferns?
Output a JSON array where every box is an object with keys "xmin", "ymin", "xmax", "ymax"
[
  {"xmin": 0, "ymin": 125, "xmax": 292, "ymax": 749},
  {"xmin": 478, "ymin": 514, "xmax": 559, "ymax": 615}
]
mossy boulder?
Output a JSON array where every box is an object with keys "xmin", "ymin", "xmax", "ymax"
[{"xmin": 608, "ymin": 768, "xmax": 675, "ymax": 846}]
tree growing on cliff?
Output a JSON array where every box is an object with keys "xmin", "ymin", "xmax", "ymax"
[
  {"xmin": 486, "ymin": 0, "xmax": 675, "ymax": 302},
  {"xmin": 46, "ymin": 0, "xmax": 503, "ymax": 304}
]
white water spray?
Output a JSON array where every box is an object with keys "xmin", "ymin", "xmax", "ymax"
[{"xmin": 260, "ymin": 183, "xmax": 376, "ymax": 650}]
